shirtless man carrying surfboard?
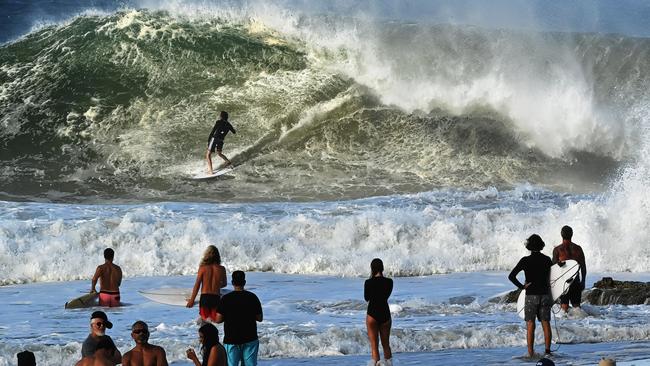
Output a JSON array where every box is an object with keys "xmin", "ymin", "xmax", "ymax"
[
  {"xmin": 91, "ymin": 248, "xmax": 123, "ymax": 307},
  {"xmin": 552, "ymin": 225, "xmax": 587, "ymax": 313}
]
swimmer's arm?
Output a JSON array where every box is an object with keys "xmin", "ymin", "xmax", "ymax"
[
  {"xmin": 186, "ymin": 267, "xmax": 203, "ymax": 308},
  {"xmin": 219, "ymin": 266, "xmax": 227, "ymax": 288},
  {"xmin": 215, "ymin": 312, "xmax": 224, "ymax": 323},
  {"xmin": 117, "ymin": 265, "xmax": 123, "ymax": 287},
  {"xmin": 91, "ymin": 266, "xmax": 102, "ymax": 293}
]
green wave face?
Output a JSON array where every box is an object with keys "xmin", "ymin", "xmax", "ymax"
[{"xmin": 0, "ymin": 10, "xmax": 632, "ymax": 202}]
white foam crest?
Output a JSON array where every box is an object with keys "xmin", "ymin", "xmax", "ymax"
[{"xmin": 2, "ymin": 185, "xmax": 650, "ymax": 285}]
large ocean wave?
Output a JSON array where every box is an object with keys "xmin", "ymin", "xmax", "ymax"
[{"xmin": 2, "ymin": 9, "xmax": 647, "ymax": 202}]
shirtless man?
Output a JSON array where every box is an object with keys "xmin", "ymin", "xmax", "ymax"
[
  {"xmin": 77, "ymin": 336, "xmax": 119, "ymax": 366},
  {"xmin": 552, "ymin": 225, "xmax": 587, "ymax": 312},
  {"xmin": 186, "ymin": 245, "xmax": 227, "ymax": 322},
  {"xmin": 122, "ymin": 321, "xmax": 169, "ymax": 366},
  {"xmin": 91, "ymin": 248, "xmax": 123, "ymax": 307}
]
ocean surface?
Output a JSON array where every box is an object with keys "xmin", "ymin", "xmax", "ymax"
[{"xmin": 1, "ymin": 0, "xmax": 650, "ymax": 365}]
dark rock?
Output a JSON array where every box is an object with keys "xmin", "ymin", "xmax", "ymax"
[
  {"xmin": 488, "ymin": 289, "xmax": 522, "ymax": 304},
  {"xmin": 448, "ymin": 295, "xmax": 476, "ymax": 305},
  {"xmin": 584, "ymin": 277, "xmax": 650, "ymax": 305}
]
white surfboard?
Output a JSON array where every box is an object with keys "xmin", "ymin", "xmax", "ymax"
[
  {"xmin": 516, "ymin": 259, "xmax": 580, "ymax": 319},
  {"xmin": 139, "ymin": 288, "xmax": 231, "ymax": 307},
  {"xmin": 191, "ymin": 166, "xmax": 234, "ymax": 180}
]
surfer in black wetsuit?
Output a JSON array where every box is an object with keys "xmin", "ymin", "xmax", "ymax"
[
  {"xmin": 206, "ymin": 111, "xmax": 236, "ymax": 174},
  {"xmin": 508, "ymin": 234, "xmax": 553, "ymax": 358},
  {"xmin": 364, "ymin": 258, "xmax": 393, "ymax": 366}
]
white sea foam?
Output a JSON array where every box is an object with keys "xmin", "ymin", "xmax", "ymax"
[{"xmin": 0, "ymin": 184, "xmax": 648, "ymax": 285}]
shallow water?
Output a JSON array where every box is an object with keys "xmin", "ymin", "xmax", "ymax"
[{"xmin": 2, "ymin": 271, "xmax": 650, "ymax": 365}]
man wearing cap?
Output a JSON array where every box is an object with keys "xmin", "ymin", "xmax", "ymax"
[
  {"xmin": 122, "ymin": 320, "xmax": 169, "ymax": 366},
  {"xmin": 81, "ymin": 311, "xmax": 122, "ymax": 364},
  {"xmin": 216, "ymin": 271, "xmax": 263, "ymax": 366},
  {"xmin": 508, "ymin": 234, "xmax": 553, "ymax": 358}
]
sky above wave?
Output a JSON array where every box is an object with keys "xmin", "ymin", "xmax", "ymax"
[{"xmin": 3, "ymin": 0, "xmax": 650, "ymax": 44}]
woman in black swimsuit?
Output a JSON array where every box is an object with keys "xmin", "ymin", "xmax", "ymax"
[{"xmin": 364, "ymin": 258, "xmax": 393, "ymax": 366}]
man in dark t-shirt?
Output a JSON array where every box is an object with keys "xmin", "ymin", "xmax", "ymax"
[
  {"xmin": 216, "ymin": 271, "xmax": 263, "ymax": 366},
  {"xmin": 509, "ymin": 234, "xmax": 553, "ymax": 358},
  {"xmin": 81, "ymin": 311, "xmax": 121, "ymax": 364},
  {"xmin": 206, "ymin": 111, "xmax": 236, "ymax": 174}
]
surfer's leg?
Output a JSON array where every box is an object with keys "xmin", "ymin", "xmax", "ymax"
[
  {"xmin": 541, "ymin": 320, "xmax": 552, "ymax": 354},
  {"xmin": 206, "ymin": 150, "xmax": 214, "ymax": 174},
  {"xmin": 378, "ymin": 318, "xmax": 392, "ymax": 361},
  {"xmin": 216, "ymin": 150, "xmax": 231, "ymax": 166},
  {"xmin": 366, "ymin": 315, "xmax": 380, "ymax": 362},
  {"xmin": 526, "ymin": 320, "xmax": 536, "ymax": 357},
  {"xmin": 540, "ymin": 295, "xmax": 553, "ymax": 353}
]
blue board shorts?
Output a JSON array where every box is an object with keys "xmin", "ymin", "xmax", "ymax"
[
  {"xmin": 525, "ymin": 294, "xmax": 552, "ymax": 321},
  {"xmin": 224, "ymin": 339, "xmax": 259, "ymax": 366}
]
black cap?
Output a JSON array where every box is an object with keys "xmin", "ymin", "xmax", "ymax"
[
  {"xmin": 536, "ymin": 358, "xmax": 555, "ymax": 366},
  {"xmin": 17, "ymin": 350, "xmax": 36, "ymax": 366},
  {"xmin": 91, "ymin": 311, "xmax": 113, "ymax": 329}
]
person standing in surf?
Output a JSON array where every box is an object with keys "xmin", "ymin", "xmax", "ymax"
[
  {"xmin": 187, "ymin": 245, "xmax": 227, "ymax": 322},
  {"xmin": 91, "ymin": 248, "xmax": 122, "ymax": 307},
  {"xmin": 364, "ymin": 258, "xmax": 393, "ymax": 366},
  {"xmin": 552, "ymin": 225, "xmax": 587, "ymax": 313},
  {"xmin": 206, "ymin": 111, "xmax": 236, "ymax": 174},
  {"xmin": 508, "ymin": 234, "xmax": 553, "ymax": 358},
  {"xmin": 215, "ymin": 271, "xmax": 263, "ymax": 366}
]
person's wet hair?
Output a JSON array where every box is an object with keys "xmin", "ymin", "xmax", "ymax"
[
  {"xmin": 525, "ymin": 234, "xmax": 545, "ymax": 251},
  {"xmin": 17, "ymin": 350, "xmax": 36, "ymax": 366},
  {"xmin": 232, "ymin": 270, "xmax": 246, "ymax": 286},
  {"xmin": 199, "ymin": 323, "xmax": 220, "ymax": 366},
  {"xmin": 561, "ymin": 225, "xmax": 573, "ymax": 240},
  {"xmin": 220, "ymin": 111, "xmax": 228, "ymax": 121},
  {"xmin": 370, "ymin": 258, "xmax": 384, "ymax": 278},
  {"xmin": 131, "ymin": 320, "xmax": 149, "ymax": 332},
  {"xmin": 200, "ymin": 245, "xmax": 221, "ymax": 266},
  {"xmin": 104, "ymin": 248, "xmax": 115, "ymax": 261}
]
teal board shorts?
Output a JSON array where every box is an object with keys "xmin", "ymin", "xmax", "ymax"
[{"xmin": 224, "ymin": 339, "xmax": 259, "ymax": 366}]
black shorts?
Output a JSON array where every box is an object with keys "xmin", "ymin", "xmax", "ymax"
[
  {"xmin": 525, "ymin": 294, "xmax": 552, "ymax": 322},
  {"xmin": 559, "ymin": 278, "xmax": 582, "ymax": 306},
  {"xmin": 208, "ymin": 138, "xmax": 224, "ymax": 152}
]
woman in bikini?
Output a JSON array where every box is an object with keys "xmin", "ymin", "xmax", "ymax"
[{"xmin": 364, "ymin": 258, "xmax": 393, "ymax": 366}]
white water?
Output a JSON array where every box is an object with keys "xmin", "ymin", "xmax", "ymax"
[
  {"xmin": 1, "ymin": 184, "xmax": 649, "ymax": 286},
  {"xmin": 2, "ymin": 272, "xmax": 650, "ymax": 365}
]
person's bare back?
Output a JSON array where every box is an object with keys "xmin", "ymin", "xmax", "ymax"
[
  {"xmin": 199, "ymin": 264, "xmax": 227, "ymax": 294},
  {"xmin": 93, "ymin": 262, "xmax": 122, "ymax": 292}
]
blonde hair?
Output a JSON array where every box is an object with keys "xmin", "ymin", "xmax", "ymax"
[{"xmin": 200, "ymin": 245, "xmax": 221, "ymax": 266}]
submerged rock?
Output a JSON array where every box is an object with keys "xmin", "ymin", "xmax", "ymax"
[
  {"xmin": 584, "ymin": 277, "xmax": 650, "ymax": 305},
  {"xmin": 490, "ymin": 277, "xmax": 650, "ymax": 305}
]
